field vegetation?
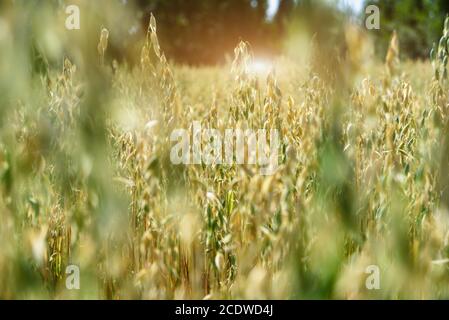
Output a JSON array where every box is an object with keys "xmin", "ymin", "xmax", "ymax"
[{"xmin": 1, "ymin": 1, "xmax": 449, "ymax": 299}]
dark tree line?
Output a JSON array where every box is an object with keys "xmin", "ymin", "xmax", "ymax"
[
  {"xmin": 129, "ymin": 0, "xmax": 448, "ymax": 64},
  {"xmin": 134, "ymin": 0, "xmax": 295, "ymax": 65}
]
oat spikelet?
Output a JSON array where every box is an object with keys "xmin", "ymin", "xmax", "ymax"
[
  {"xmin": 97, "ymin": 27, "xmax": 109, "ymax": 66},
  {"xmin": 385, "ymin": 30, "xmax": 399, "ymax": 76}
]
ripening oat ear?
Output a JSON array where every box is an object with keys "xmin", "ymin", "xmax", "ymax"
[
  {"xmin": 139, "ymin": 14, "xmax": 181, "ymax": 126},
  {"xmin": 385, "ymin": 30, "xmax": 400, "ymax": 77},
  {"xmin": 231, "ymin": 41, "xmax": 251, "ymax": 76},
  {"xmin": 148, "ymin": 13, "xmax": 161, "ymax": 59},
  {"xmin": 431, "ymin": 15, "xmax": 449, "ymax": 83},
  {"xmin": 97, "ymin": 27, "xmax": 109, "ymax": 66},
  {"xmin": 141, "ymin": 13, "xmax": 162, "ymax": 71},
  {"xmin": 229, "ymin": 41, "xmax": 258, "ymax": 122},
  {"xmin": 150, "ymin": 31, "xmax": 161, "ymax": 58},
  {"xmin": 150, "ymin": 13, "xmax": 157, "ymax": 34}
]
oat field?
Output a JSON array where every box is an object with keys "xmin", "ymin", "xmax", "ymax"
[{"xmin": 1, "ymin": 1, "xmax": 449, "ymax": 299}]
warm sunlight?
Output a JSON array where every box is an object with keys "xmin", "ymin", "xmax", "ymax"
[{"xmin": 247, "ymin": 58, "xmax": 273, "ymax": 76}]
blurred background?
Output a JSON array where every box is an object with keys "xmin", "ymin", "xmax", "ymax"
[
  {"xmin": 5, "ymin": 0, "xmax": 448, "ymax": 68},
  {"xmin": 121, "ymin": 0, "xmax": 449, "ymax": 64}
]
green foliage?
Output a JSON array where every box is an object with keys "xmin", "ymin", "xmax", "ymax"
[{"xmin": 365, "ymin": 0, "xmax": 449, "ymax": 59}]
